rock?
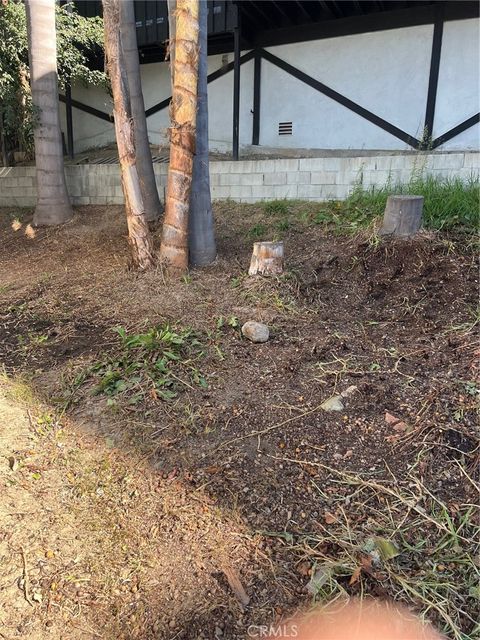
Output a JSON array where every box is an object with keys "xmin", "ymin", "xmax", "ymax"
[
  {"xmin": 341, "ymin": 385, "xmax": 358, "ymax": 398},
  {"xmin": 241, "ymin": 321, "xmax": 269, "ymax": 343},
  {"xmin": 320, "ymin": 395, "xmax": 344, "ymax": 412}
]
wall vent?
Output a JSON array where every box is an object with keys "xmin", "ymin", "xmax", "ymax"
[{"xmin": 278, "ymin": 121, "xmax": 293, "ymax": 135}]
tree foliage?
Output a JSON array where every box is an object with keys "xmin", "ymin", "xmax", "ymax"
[{"xmin": 0, "ymin": 0, "xmax": 105, "ymax": 153}]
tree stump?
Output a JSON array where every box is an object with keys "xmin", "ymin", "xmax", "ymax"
[
  {"xmin": 380, "ymin": 195, "xmax": 424, "ymax": 237},
  {"xmin": 248, "ymin": 241, "xmax": 284, "ymax": 276}
]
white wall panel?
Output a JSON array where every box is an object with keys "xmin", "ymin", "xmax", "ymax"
[{"xmin": 434, "ymin": 18, "xmax": 480, "ymax": 145}]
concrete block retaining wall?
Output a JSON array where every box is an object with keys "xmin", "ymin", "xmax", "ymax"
[{"xmin": 0, "ymin": 152, "xmax": 478, "ymax": 208}]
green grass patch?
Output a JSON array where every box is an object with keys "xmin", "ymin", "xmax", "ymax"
[
  {"xmin": 263, "ymin": 199, "xmax": 290, "ymax": 216},
  {"xmin": 341, "ymin": 173, "xmax": 480, "ymax": 232},
  {"xmin": 260, "ymin": 174, "xmax": 479, "ymax": 236}
]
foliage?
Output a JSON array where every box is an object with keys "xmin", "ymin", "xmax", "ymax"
[
  {"xmin": 87, "ymin": 324, "xmax": 206, "ymax": 404},
  {"xmin": 0, "ymin": 0, "xmax": 105, "ymax": 153},
  {"xmin": 259, "ymin": 172, "xmax": 479, "ymax": 237},
  {"xmin": 342, "ymin": 173, "xmax": 480, "ymax": 233}
]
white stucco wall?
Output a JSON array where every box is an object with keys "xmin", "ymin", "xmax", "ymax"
[
  {"xmin": 435, "ymin": 18, "xmax": 480, "ymax": 150},
  {"xmin": 60, "ymin": 16, "xmax": 479, "ymax": 154},
  {"xmin": 263, "ymin": 24, "xmax": 433, "ymax": 145}
]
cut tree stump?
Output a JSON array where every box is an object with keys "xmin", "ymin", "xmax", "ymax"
[
  {"xmin": 380, "ymin": 195, "xmax": 424, "ymax": 237},
  {"xmin": 248, "ymin": 241, "xmax": 284, "ymax": 276}
]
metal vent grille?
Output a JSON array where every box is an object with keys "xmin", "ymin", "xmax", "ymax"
[{"xmin": 278, "ymin": 121, "xmax": 293, "ymax": 135}]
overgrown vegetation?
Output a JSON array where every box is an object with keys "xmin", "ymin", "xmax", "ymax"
[
  {"xmin": 346, "ymin": 173, "xmax": 480, "ymax": 232},
  {"xmin": 256, "ymin": 174, "xmax": 479, "ymax": 239},
  {"xmin": 82, "ymin": 324, "xmax": 207, "ymax": 404},
  {"xmin": 0, "ymin": 0, "xmax": 105, "ymax": 156}
]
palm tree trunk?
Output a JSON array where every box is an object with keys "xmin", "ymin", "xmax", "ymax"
[
  {"xmin": 159, "ymin": 0, "xmax": 199, "ymax": 275},
  {"xmin": 120, "ymin": 0, "xmax": 162, "ymax": 223},
  {"xmin": 25, "ymin": 0, "xmax": 72, "ymax": 226},
  {"xmin": 167, "ymin": 0, "xmax": 176, "ymax": 93},
  {"xmin": 189, "ymin": 0, "xmax": 216, "ymax": 266},
  {"xmin": 103, "ymin": 0, "xmax": 155, "ymax": 270}
]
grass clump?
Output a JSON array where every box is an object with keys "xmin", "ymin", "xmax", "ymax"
[
  {"xmin": 264, "ymin": 199, "xmax": 290, "ymax": 216},
  {"xmin": 88, "ymin": 324, "xmax": 206, "ymax": 404},
  {"xmin": 343, "ymin": 173, "xmax": 479, "ymax": 232}
]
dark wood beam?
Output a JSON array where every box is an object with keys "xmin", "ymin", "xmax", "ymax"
[
  {"xmin": 432, "ymin": 113, "xmax": 480, "ymax": 149},
  {"xmin": 232, "ymin": 21, "xmax": 241, "ymax": 160},
  {"xmin": 423, "ymin": 3, "xmax": 444, "ymax": 141},
  {"xmin": 65, "ymin": 84, "xmax": 74, "ymax": 159},
  {"xmin": 252, "ymin": 49, "xmax": 261, "ymax": 145}
]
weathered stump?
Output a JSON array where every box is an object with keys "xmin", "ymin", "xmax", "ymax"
[
  {"xmin": 248, "ymin": 241, "xmax": 284, "ymax": 276},
  {"xmin": 380, "ymin": 195, "xmax": 424, "ymax": 237}
]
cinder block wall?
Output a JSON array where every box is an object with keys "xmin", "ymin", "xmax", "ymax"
[{"xmin": 0, "ymin": 152, "xmax": 478, "ymax": 208}]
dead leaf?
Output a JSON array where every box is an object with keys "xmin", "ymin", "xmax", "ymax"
[
  {"xmin": 385, "ymin": 412, "xmax": 410, "ymax": 433},
  {"xmin": 222, "ymin": 565, "xmax": 250, "ymax": 606},
  {"xmin": 349, "ymin": 565, "xmax": 362, "ymax": 585},
  {"xmin": 324, "ymin": 511, "xmax": 337, "ymax": 525},
  {"xmin": 297, "ymin": 561, "xmax": 310, "ymax": 576},
  {"xmin": 350, "ymin": 555, "xmax": 375, "ymax": 585},
  {"xmin": 8, "ymin": 456, "xmax": 18, "ymax": 471},
  {"xmin": 45, "ymin": 550, "xmax": 55, "ymax": 559},
  {"xmin": 385, "ymin": 411, "xmax": 400, "ymax": 425},
  {"xmin": 205, "ymin": 465, "xmax": 221, "ymax": 474}
]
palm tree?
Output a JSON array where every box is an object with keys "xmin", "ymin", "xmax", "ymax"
[
  {"xmin": 189, "ymin": 0, "xmax": 216, "ymax": 266},
  {"xmin": 103, "ymin": 0, "xmax": 155, "ymax": 270},
  {"xmin": 25, "ymin": 0, "xmax": 72, "ymax": 226},
  {"xmin": 120, "ymin": 0, "xmax": 162, "ymax": 223},
  {"xmin": 159, "ymin": 0, "xmax": 199, "ymax": 275}
]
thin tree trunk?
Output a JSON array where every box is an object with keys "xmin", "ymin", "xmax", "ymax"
[
  {"xmin": 103, "ymin": 0, "xmax": 155, "ymax": 270},
  {"xmin": 159, "ymin": 0, "xmax": 199, "ymax": 275},
  {"xmin": 120, "ymin": 0, "xmax": 162, "ymax": 222},
  {"xmin": 25, "ymin": 0, "xmax": 72, "ymax": 226},
  {"xmin": 189, "ymin": 0, "xmax": 216, "ymax": 266}
]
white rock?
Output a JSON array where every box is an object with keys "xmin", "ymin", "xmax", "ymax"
[
  {"xmin": 320, "ymin": 395, "xmax": 344, "ymax": 412},
  {"xmin": 241, "ymin": 321, "xmax": 269, "ymax": 343}
]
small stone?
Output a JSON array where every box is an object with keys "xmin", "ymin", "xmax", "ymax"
[
  {"xmin": 241, "ymin": 321, "xmax": 269, "ymax": 343},
  {"xmin": 321, "ymin": 395, "xmax": 344, "ymax": 412}
]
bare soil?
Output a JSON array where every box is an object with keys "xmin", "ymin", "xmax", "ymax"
[{"xmin": 0, "ymin": 204, "xmax": 478, "ymax": 639}]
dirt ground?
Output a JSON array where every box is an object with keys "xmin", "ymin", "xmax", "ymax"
[{"xmin": 0, "ymin": 203, "xmax": 478, "ymax": 640}]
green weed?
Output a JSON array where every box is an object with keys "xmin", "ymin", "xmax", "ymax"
[
  {"xmin": 248, "ymin": 222, "xmax": 267, "ymax": 239},
  {"xmin": 344, "ymin": 173, "xmax": 479, "ymax": 233},
  {"xmin": 263, "ymin": 199, "xmax": 289, "ymax": 216},
  {"xmin": 86, "ymin": 324, "xmax": 207, "ymax": 403}
]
